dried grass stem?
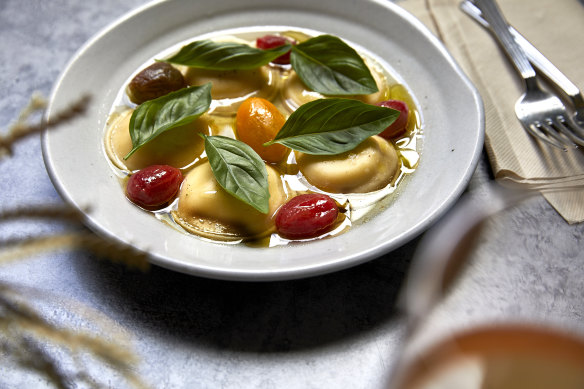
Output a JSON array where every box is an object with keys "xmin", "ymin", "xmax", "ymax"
[{"xmin": 0, "ymin": 94, "xmax": 90, "ymax": 157}]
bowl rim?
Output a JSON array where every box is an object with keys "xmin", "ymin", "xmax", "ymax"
[{"xmin": 42, "ymin": 0, "xmax": 484, "ymax": 281}]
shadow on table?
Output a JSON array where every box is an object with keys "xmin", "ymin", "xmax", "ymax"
[{"xmin": 74, "ymin": 236, "xmax": 419, "ymax": 352}]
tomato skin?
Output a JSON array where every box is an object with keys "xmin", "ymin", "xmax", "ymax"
[
  {"xmin": 256, "ymin": 35, "xmax": 294, "ymax": 65},
  {"xmin": 126, "ymin": 165, "xmax": 183, "ymax": 208},
  {"xmin": 236, "ymin": 97, "xmax": 288, "ymax": 163},
  {"xmin": 375, "ymin": 100, "xmax": 409, "ymax": 139},
  {"xmin": 127, "ymin": 62, "xmax": 186, "ymax": 104},
  {"xmin": 275, "ymin": 194, "xmax": 339, "ymax": 239}
]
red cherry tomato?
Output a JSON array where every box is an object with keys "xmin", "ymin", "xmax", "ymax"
[
  {"xmin": 275, "ymin": 194, "xmax": 339, "ymax": 239},
  {"xmin": 256, "ymin": 35, "xmax": 295, "ymax": 65},
  {"xmin": 376, "ymin": 100, "xmax": 409, "ymax": 139},
  {"xmin": 126, "ymin": 165, "xmax": 183, "ymax": 208}
]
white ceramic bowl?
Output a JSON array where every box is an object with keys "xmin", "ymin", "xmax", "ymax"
[{"xmin": 43, "ymin": 0, "xmax": 484, "ymax": 281}]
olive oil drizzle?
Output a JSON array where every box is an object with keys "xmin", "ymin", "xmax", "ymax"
[{"xmin": 103, "ymin": 27, "xmax": 422, "ymax": 247}]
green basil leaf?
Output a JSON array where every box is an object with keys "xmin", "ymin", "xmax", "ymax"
[
  {"xmin": 203, "ymin": 135, "xmax": 270, "ymax": 214},
  {"xmin": 163, "ymin": 40, "xmax": 292, "ymax": 70},
  {"xmin": 125, "ymin": 83, "xmax": 212, "ymax": 159},
  {"xmin": 265, "ymin": 99, "xmax": 398, "ymax": 155},
  {"xmin": 290, "ymin": 35, "xmax": 378, "ymax": 96}
]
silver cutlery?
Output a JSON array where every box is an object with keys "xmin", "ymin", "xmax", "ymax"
[
  {"xmin": 461, "ymin": 0, "xmax": 584, "ymax": 130},
  {"xmin": 464, "ymin": 0, "xmax": 584, "ymax": 149}
]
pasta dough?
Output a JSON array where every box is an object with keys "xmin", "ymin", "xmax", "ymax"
[
  {"xmin": 172, "ymin": 162, "xmax": 290, "ymax": 240},
  {"xmin": 295, "ymin": 136, "xmax": 399, "ymax": 193}
]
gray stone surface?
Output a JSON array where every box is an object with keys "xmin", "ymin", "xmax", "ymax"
[{"xmin": 1, "ymin": 1, "xmax": 583, "ymax": 388}]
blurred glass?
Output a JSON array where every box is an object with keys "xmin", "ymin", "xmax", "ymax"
[{"xmin": 386, "ymin": 185, "xmax": 584, "ymax": 389}]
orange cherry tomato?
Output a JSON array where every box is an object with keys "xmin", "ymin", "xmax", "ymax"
[{"xmin": 236, "ymin": 97, "xmax": 288, "ymax": 163}]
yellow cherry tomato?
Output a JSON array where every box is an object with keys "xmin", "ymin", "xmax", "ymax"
[{"xmin": 236, "ymin": 97, "xmax": 288, "ymax": 163}]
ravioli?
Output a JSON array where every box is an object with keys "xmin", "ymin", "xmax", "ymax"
[
  {"xmin": 105, "ymin": 109, "xmax": 210, "ymax": 171},
  {"xmin": 104, "ymin": 29, "xmax": 421, "ymax": 245},
  {"xmin": 295, "ymin": 136, "xmax": 399, "ymax": 193},
  {"xmin": 282, "ymin": 60, "xmax": 389, "ymax": 112},
  {"xmin": 172, "ymin": 162, "xmax": 290, "ymax": 241},
  {"xmin": 184, "ymin": 67, "xmax": 279, "ymax": 115}
]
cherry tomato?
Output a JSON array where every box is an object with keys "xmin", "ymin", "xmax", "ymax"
[
  {"xmin": 275, "ymin": 194, "xmax": 339, "ymax": 239},
  {"xmin": 236, "ymin": 97, "xmax": 288, "ymax": 163},
  {"xmin": 127, "ymin": 62, "xmax": 186, "ymax": 104},
  {"xmin": 256, "ymin": 35, "xmax": 295, "ymax": 65},
  {"xmin": 375, "ymin": 100, "xmax": 409, "ymax": 139},
  {"xmin": 126, "ymin": 165, "xmax": 183, "ymax": 208}
]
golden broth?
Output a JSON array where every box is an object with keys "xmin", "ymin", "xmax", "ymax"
[{"xmin": 103, "ymin": 28, "xmax": 422, "ymax": 245}]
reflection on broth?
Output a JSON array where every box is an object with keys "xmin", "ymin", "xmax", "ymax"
[{"xmin": 103, "ymin": 28, "xmax": 422, "ymax": 245}]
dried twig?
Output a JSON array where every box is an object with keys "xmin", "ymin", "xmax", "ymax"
[
  {"xmin": 0, "ymin": 94, "xmax": 90, "ymax": 157},
  {"xmin": 0, "ymin": 282, "xmax": 148, "ymax": 389},
  {"xmin": 1, "ymin": 94, "xmax": 151, "ymax": 388},
  {"xmin": 0, "ymin": 204, "xmax": 84, "ymax": 222},
  {"xmin": 0, "ymin": 232, "xmax": 149, "ymax": 271}
]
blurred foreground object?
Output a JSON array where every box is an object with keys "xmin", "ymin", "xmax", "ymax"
[
  {"xmin": 387, "ymin": 184, "xmax": 584, "ymax": 389},
  {"xmin": 1, "ymin": 95, "xmax": 149, "ymax": 388}
]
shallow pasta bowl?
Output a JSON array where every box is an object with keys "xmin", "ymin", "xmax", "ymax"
[{"xmin": 42, "ymin": 0, "xmax": 483, "ymax": 281}]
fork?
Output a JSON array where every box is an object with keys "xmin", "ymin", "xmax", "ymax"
[
  {"xmin": 472, "ymin": 0, "xmax": 584, "ymax": 149},
  {"xmin": 461, "ymin": 1, "xmax": 584, "ymax": 138}
]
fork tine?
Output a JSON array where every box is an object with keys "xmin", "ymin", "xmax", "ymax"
[
  {"xmin": 554, "ymin": 116, "xmax": 584, "ymax": 147},
  {"xmin": 542, "ymin": 119, "xmax": 583, "ymax": 149},
  {"xmin": 565, "ymin": 114, "xmax": 584, "ymax": 139},
  {"xmin": 540, "ymin": 119, "xmax": 578, "ymax": 149},
  {"xmin": 525, "ymin": 122, "xmax": 569, "ymax": 150}
]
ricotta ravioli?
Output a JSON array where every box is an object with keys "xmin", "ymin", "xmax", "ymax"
[
  {"xmin": 172, "ymin": 163, "xmax": 290, "ymax": 241},
  {"xmin": 105, "ymin": 109, "xmax": 210, "ymax": 171},
  {"xmin": 295, "ymin": 136, "xmax": 400, "ymax": 193}
]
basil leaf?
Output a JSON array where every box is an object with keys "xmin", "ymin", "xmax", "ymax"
[
  {"xmin": 125, "ymin": 83, "xmax": 212, "ymax": 159},
  {"xmin": 163, "ymin": 40, "xmax": 292, "ymax": 70},
  {"xmin": 266, "ymin": 99, "xmax": 398, "ymax": 155},
  {"xmin": 290, "ymin": 35, "xmax": 378, "ymax": 95},
  {"xmin": 203, "ymin": 135, "xmax": 270, "ymax": 214}
]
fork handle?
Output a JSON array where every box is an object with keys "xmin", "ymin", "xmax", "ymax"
[
  {"xmin": 461, "ymin": 1, "xmax": 584, "ymax": 108},
  {"xmin": 474, "ymin": 0, "xmax": 537, "ymax": 85}
]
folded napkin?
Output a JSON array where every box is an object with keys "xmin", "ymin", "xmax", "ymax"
[{"xmin": 400, "ymin": 0, "xmax": 584, "ymax": 223}]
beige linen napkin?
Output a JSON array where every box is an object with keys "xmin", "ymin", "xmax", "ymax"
[{"xmin": 400, "ymin": 0, "xmax": 584, "ymax": 223}]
